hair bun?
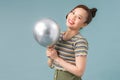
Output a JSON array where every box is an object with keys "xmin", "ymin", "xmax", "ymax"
[{"xmin": 90, "ymin": 8, "xmax": 97, "ymax": 18}]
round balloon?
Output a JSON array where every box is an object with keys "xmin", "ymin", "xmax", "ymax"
[{"xmin": 33, "ymin": 18, "xmax": 60, "ymax": 47}]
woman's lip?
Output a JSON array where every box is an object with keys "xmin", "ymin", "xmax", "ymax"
[{"xmin": 68, "ymin": 19, "xmax": 74, "ymax": 25}]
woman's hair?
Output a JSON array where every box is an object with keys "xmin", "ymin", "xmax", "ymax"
[{"xmin": 66, "ymin": 4, "xmax": 97, "ymax": 24}]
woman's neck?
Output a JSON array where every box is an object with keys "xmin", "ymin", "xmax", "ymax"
[{"xmin": 63, "ymin": 29, "xmax": 79, "ymax": 40}]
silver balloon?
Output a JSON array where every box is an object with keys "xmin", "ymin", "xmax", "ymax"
[{"xmin": 33, "ymin": 18, "xmax": 60, "ymax": 47}]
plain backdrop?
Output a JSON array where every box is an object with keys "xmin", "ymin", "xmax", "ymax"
[{"xmin": 0, "ymin": 0, "xmax": 120, "ymax": 80}]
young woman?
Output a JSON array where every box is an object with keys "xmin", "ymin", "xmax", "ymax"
[{"xmin": 46, "ymin": 4, "xmax": 97, "ymax": 80}]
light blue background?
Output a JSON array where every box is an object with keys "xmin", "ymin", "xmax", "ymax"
[{"xmin": 0, "ymin": 0, "xmax": 120, "ymax": 80}]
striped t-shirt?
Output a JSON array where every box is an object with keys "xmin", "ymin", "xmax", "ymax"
[{"xmin": 52, "ymin": 32, "xmax": 88, "ymax": 70}]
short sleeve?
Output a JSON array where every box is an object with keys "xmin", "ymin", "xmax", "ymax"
[{"xmin": 74, "ymin": 38, "xmax": 88, "ymax": 56}]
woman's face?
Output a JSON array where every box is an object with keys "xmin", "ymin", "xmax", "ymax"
[{"xmin": 66, "ymin": 8, "xmax": 88, "ymax": 30}]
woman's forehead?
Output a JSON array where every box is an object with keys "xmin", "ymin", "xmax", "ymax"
[{"xmin": 73, "ymin": 8, "xmax": 88, "ymax": 18}]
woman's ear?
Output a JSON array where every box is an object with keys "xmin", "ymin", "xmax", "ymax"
[
  {"xmin": 84, "ymin": 23, "xmax": 88, "ymax": 27},
  {"xmin": 81, "ymin": 23, "xmax": 88, "ymax": 28}
]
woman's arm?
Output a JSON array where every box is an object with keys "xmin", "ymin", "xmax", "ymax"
[
  {"xmin": 46, "ymin": 48, "xmax": 87, "ymax": 77},
  {"xmin": 54, "ymin": 55, "xmax": 87, "ymax": 77}
]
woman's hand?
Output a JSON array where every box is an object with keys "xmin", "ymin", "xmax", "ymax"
[{"xmin": 46, "ymin": 46, "xmax": 58, "ymax": 60}]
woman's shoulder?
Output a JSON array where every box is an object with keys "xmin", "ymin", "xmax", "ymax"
[{"xmin": 74, "ymin": 33, "xmax": 88, "ymax": 43}]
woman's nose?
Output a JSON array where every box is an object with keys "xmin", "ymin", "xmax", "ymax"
[{"xmin": 71, "ymin": 15, "xmax": 76, "ymax": 20}]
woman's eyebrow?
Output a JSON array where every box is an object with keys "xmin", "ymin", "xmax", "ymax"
[
  {"xmin": 73, "ymin": 10, "xmax": 83, "ymax": 18},
  {"xmin": 77, "ymin": 14, "xmax": 83, "ymax": 19}
]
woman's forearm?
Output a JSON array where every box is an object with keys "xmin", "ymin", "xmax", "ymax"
[{"xmin": 54, "ymin": 57, "xmax": 86, "ymax": 77}]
